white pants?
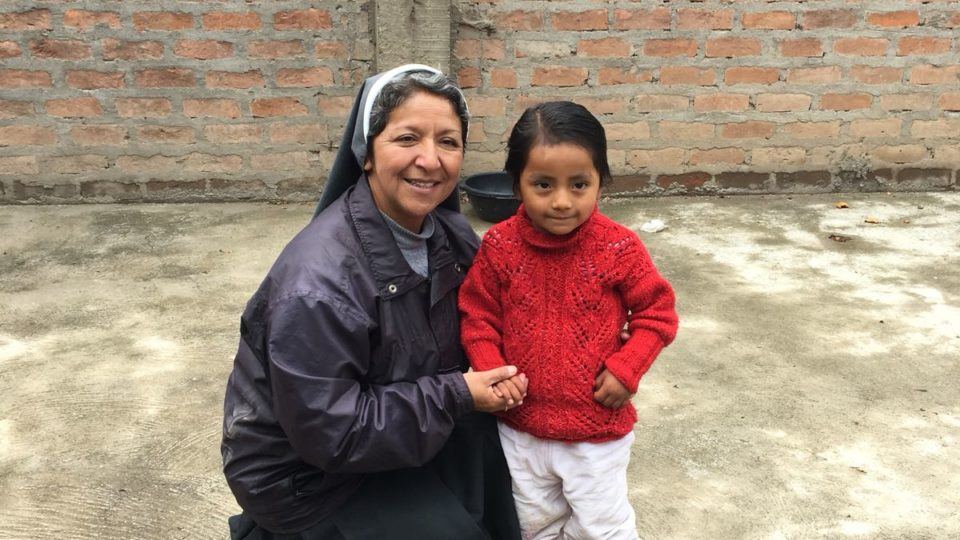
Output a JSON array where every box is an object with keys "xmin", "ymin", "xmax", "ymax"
[{"xmin": 498, "ymin": 422, "xmax": 639, "ymax": 540}]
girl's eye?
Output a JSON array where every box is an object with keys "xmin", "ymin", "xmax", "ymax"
[
  {"xmin": 534, "ymin": 181, "xmax": 551, "ymax": 190},
  {"xmin": 573, "ymin": 182, "xmax": 589, "ymax": 190}
]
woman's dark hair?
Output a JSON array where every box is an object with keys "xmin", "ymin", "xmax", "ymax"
[
  {"xmin": 504, "ymin": 101, "xmax": 612, "ymax": 191},
  {"xmin": 367, "ymin": 71, "xmax": 470, "ymax": 153}
]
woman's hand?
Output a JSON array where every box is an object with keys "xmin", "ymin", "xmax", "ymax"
[
  {"xmin": 464, "ymin": 366, "xmax": 528, "ymax": 413},
  {"xmin": 593, "ymin": 369, "xmax": 631, "ymax": 409}
]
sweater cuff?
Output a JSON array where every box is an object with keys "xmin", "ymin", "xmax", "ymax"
[
  {"xmin": 464, "ymin": 341, "xmax": 507, "ymax": 372},
  {"xmin": 604, "ymin": 335, "xmax": 665, "ymax": 393}
]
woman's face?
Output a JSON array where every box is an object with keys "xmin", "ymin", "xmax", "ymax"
[{"xmin": 364, "ymin": 91, "xmax": 464, "ymax": 232}]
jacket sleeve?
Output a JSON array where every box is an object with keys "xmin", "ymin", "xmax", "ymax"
[
  {"xmin": 458, "ymin": 240, "xmax": 509, "ymax": 371},
  {"xmin": 266, "ymin": 292, "xmax": 474, "ymax": 474},
  {"xmin": 603, "ymin": 236, "xmax": 679, "ymax": 393}
]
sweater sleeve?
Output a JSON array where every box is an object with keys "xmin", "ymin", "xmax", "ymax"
[
  {"xmin": 458, "ymin": 237, "xmax": 509, "ymax": 371},
  {"xmin": 603, "ymin": 234, "xmax": 679, "ymax": 393}
]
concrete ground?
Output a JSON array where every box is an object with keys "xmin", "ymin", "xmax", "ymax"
[{"xmin": 1, "ymin": 191, "xmax": 958, "ymax": 539}]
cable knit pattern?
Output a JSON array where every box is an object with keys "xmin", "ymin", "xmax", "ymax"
[{"xmin": 459, "ymin": 204, "xmax": 679, "ymax": 442}]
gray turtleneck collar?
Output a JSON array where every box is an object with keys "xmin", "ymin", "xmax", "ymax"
[{"xmin": 380, "ymin": 212, "xmax": 435, "ymax": 277}]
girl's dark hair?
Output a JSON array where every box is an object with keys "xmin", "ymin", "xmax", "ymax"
[
  {"xmin": 367, "ymin": 71, "xmax": 469, "ymax": 152},
  {"xmin": 504, "ymin": 101, "xmax": 612, "ymax": 191}
]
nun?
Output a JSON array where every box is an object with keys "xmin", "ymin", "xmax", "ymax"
[{"xmin": 220, "ymin": 64, "xmax": 525, "ymax": 539}]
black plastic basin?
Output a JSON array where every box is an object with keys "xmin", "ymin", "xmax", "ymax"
[{"xmin": 461, "ymin": 172, "xmax": 520, "ymax": 223}]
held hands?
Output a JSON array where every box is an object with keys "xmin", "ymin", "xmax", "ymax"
[
  {"xmin": 593, "ymin": 368, "xmax": 632, "ymax": 409},
  {"xmin": 464, "ymin": 366, "xmax": 528, "ymax": 413}
]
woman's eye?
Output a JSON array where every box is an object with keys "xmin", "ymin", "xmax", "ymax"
[
  {"xmin": 440, "ymin": 138, "xmax": 461, "ymax": 149},
  {"xmin": 396, "ymin": 134, "xmax": 417, "ymax": 144}
]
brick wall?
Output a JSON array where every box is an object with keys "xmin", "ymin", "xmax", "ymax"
[
  {"xmin": 453, "ymin": 1, "xmax": 960, "ymax": 195},
  {"xmin": 0, "ymin": 1, "xmax": 372, "ymax": 202},
  {"xmin": 1, "ymin": 1, "xmax": 959, "ymax": 203}
]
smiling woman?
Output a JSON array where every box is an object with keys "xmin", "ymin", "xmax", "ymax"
[{"xmin": 220, "ymin": 65, "xmax": 525, "ymax": 539}]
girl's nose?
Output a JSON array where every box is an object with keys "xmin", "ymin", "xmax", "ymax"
[{"xmin": 551, "ymin": 190, "xmax": 573, "ymax": 210}]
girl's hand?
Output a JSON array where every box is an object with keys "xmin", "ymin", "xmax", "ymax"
[
  {"xmin": 593, "ymin": 369, "xmax": 631, "ymax": 409},
  {"xmin": 464, "ymin": 366, "xmax": 527, "ymax": 413},
  {"xmin": 493, "ymin": 374, "xmax": 527, "ymax": 408}
]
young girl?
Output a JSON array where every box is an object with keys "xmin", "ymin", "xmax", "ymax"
[{"xmin": 459, "ymin": 101, "xmax": 679, "ymax": 539}]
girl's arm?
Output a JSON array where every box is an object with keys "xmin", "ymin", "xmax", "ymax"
[
  {"xmin": 458, "ymin": 241, "xmax": 509, "ymax": 371},
  {"xmin": 604, "ymin": 235, "xmax": 679, "ymax": 393}
]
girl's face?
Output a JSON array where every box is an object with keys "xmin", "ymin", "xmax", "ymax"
[
  {"xmin": 517, "ymin": 142, "xmax": 601, "ymax": 236},
  {"xmin": 364, "ymin": 91, "xmax": 464, "ymax": 232}
]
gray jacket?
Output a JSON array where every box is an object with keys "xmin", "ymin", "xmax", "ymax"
[{"xmin": 221, "ymin": 176, "xmax": 479, "ymax": 533}]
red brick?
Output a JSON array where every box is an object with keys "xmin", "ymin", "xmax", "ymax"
[
  {"xmin": 495, "ymin": 11, "xmax": 543, "ymax": 30},
  {"xmin": 706, "ymin": 37, "xmax": 761, "ymax": 57},
  {"xmin": 457, "ymin": 67, "xmax": 481, "ymax": 89},
  {"xmin": 820, "ymin": 93, "xmax": 872, "ymax": 110},
  {"xmin": 467, "ymin": 96, "xmax": 507, "ymax": 117},
  {"xmin": 137, "ymin": 126, "xmax": 194, "ymax": 143},
  {"xmin": 183, "ymin": 99, "xmax": 240, "ymax": 119},
  {"xmin": 656, "ymin": 172, "xmax": 711, "ymax": 190},
  {"xmin": 318, "ymin": 96, "xmax": 354, "ymax": 116},
  {"xmin": 136, "ymin": 68, "xmax": 195, "ymax": 88},
  {"xmin": 66, "ymin": 70, "xmax": 124, "ymax": 89},
  {"xmin": 79, "ymin": 181, "xmax": 140, "ymax": 198},
  {"xmin": 851, "ymin": 119, "xmax": 901, "ymax": 138},
  {"xmin": 644, "ymin": 39, "xmax": 698, "ymax": 57},
  {"xmin": 694, "ymin": 94, "xmax": 750, "ymax": 112},
  {"xmin": 852, "ymin": 66, "xmax": 902, "ymax": 85},
  {"xmin": 725, "ymin": 67, "xmax": 779, "ymax": 85},
  {"xmin": 252, "ymin": 98, "xmax": 308, "ymax": 118},
  {"xmin": 102, "ymin": 39, "xmax": 164, "ymax": 61},
  {"xmin": 274, "ymin": 9, "xmax": 332, "ymax": 30},
  {"xmin": 203, "ymin": 11, "xmax": 260, "ymax": 30},
  {"xmin": 660, "ymin": 67, "xmax": 715, "ymax": 86},
  {"xmin": 658, "ymin": 121, "xmax": 714, "ymax": 139},
  {"xmin": 721, "ymin": 121, "xmax": 775, "ymax": 139},
  {"xmin": 45, "ymin": 98, "xmax": 101, "ymax": 118},
  {"xmin": 678, "ymin": 9, "xmax": 733, "ymax": 30},
  {"xmin": 940, "ymin": 93, "xmax": 960, "ymax": 111},
  {"xmin": 251, "ymin": 152, "xmax": 311, "ymax": 171},
  {"xmin": 63, "ymin": 10, "xmax": 120, "ymax": 30},
  {"xmin": 70, "ymin": 125, "xmax": 127, "ymax": 146},
  {"xmin": 0, "ymin": 157, "xmax": 39, "ymax": 175},
  {"xmin": 144, "ymin": 179, "xmax": 206, "ymax": 194},
  {"xmin": 0, "ymin": 70, "xmax": 51, "ymax": 88},
  {"xmin": 743, "ymin": 11, "xmax": 795, "ymax": 30},
  {"xmin": 785, "ymin": 122, "xmax": 840, "ymax": 139},
  {"xmin": 552, "ymin": 10, "xmax": 607, "ymax": 31},
  {"xmin": 577, "ymin": 38, "xmax": 630, "ymax": 57},
  {"xmin": 531, "ymin": 66, "xmax": 588, "ymax": 87},
  {"xmin": 491, "ymin": 68, "xmax": 518, "ymax": 88},
  {"xmin": 910, "ymin": 65, "xmax": 960, "ymax": 85},
  {"xmin": 880, "ymin": 94, "xmax": 933, "ymax": 111},
  {"xmin": 174, "ymin": 40, "xmax": 234, "ymax": 60},
  {"xmin": 874, "ymin": 145, "xmax": 927, "ymax": 164},
  {"xmin": 780, "ymin": 38, "xmax": 823, "ymax": 57},
  {"xmin": 716, "ymin": 172, "xmax": 769, "ymax": 190},
  {"xmin": 182, "ymin": 153, "xmax": 243, "ymax": 173},
  {"xmin": 834, "ymin": 38, "xmax": 888, "ymax": 56},
  {"xmin": 689, "ymin": 148, "xmax": 745, "ymax": 166},
  {"xmin": 248, "ymin": 40, "xmax": 304, "ymax": 59},
  {"xmin": 117, "ymin": 155, "xmax": 176, "ymax": 173},
  {"xmin": 572, "ymin": 97, "xmax": 628, "ymax": 115},
  {"xmin": 268, "ymin": 123, "xmax": 324, "ymax": 144},
  {"xmin": 787, "ymin": 66, "xmax": 842, "ymax": 84},
  {"xmin": 115, "ymin": 98, "xmax": 172, "ymax": 118},
  {"xmin": 613, "ymin": 8, "xmax": 670, "ymax": 30},
  {"xmin": 898, "ymin": 37, "xmax": 952, "ymax": 56},
  {"xmin": 454, "ymin": 39, "xmax": 505, "ymax": 60},
  {"xmin": 912, "ymin": 119, "xmax": 960, "ymax": 138},
  {"xmin": 635, "ymin": 95, "xmax": 690, "ymax": 111},
  {"xmin": 867, "ymin": 10, "xmax": 920, "ymax": 28},
  {"xmin": 30, "ymin": 39, "xmax": 91, "ymax": 60},
  {"xmin": 133, "ymin": 12, "xmax": 193, "ymax": 31},
  {"xmin": 0, "ymin": 100, "xmax": 34, "ymax": 118},
  {"xmin": 204, "ymin": 124, "xmax": 263, "ymax": 144},
  {"xmin": 598, "ymin": 67, "xmax": 653, "ymax": 85},
  {"xmin": 0, "ymin": 126, "xmax": 56, "ymax": 146},
  {"xmin": 627, "ymin": 148, "xmax": 685, "ymax": 169},
  {"xmin": 803, "ymin": 9, "xmax": 857, "ymax": 29},
  {"xmin": 205, "ymin": 70, "xmax": 264, "ymax": 89},
  {"xmin": 756, "ymin": 93, "xmax": 812, "ymax": 112},
  {"xmin": 0, "ymin": 41, "xmax": 21, "ymax": 59},
  {"xmin": 277, "ymin": 67, "xmax": 334, "ymax": 87},
  {"xmin": 44, "ymin": 155, "xmax": 109, "ymax": 174},
  {"xmin": 316, "ymin": 41, "xmax": 348, "ymax": 59},
  {"xmin": 0, "ymin": 9, "xmax": 51, "ymax": 30},
  {"xmin": 604, "ymin": 122, "xmax": 650, "ymax": 141}
]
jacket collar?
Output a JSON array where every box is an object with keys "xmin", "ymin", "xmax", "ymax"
[{"xmin": 346, "ymin": 175, "xmax": 458, "ymax": 301}]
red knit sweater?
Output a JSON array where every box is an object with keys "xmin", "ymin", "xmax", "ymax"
[{"xmin": 459, "ymin": 205, "xmax": 678, "ymax": 442}]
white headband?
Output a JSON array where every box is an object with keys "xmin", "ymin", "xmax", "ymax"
[{"xmin": 361, "ymin": 64, "xmax": 443, "ymax": 139}]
